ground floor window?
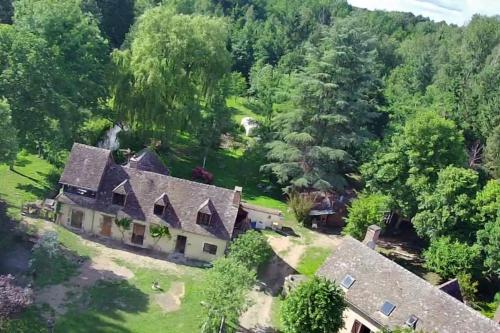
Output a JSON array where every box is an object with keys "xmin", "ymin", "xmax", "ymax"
[
  {"xmin": 131, "ymin": 223, "xmax": 146, "ymax": 245},
  {"xmin": 203, "ymin": 243, "xmax": 217, "ymax": 255},
  {"xmin": 351, "ymin": 320, "xmax": 372, "ymax": 333},
  {"xmin": 70, "ymin": 209, "xmax": 84, "ymax": 229}
]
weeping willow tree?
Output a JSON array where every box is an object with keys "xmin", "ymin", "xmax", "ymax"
[{"xmin": 111, "ymin": 6, "xmax": 232, "ymax": 143}]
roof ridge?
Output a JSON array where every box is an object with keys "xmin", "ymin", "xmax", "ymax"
[
  {"xmin": 341, "ymin": 236, "xmax": 498, "ymax": 325},
  {"xmin": 73, "ymin": 142, "xmax": 111, "ymax": 153},
  {"xmin": 122, "ymin": 165, "xmax": 238, "ymax": 194}
]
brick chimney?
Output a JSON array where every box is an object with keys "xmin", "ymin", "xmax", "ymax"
[
  {"xmin": 363, "ymin": 225, "xmax": 381, "ymax": 250},
  {"xmin": 233, "ymin": 186, "xmax": 242, "ymax": 207}
]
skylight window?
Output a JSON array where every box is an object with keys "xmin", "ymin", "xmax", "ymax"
[
  {"xmin": 380, "ymin": 301, "xmax": 396, "ymax": 316},
  {"xmin": 405, "ymin": 314, "xmax": 418, "ymax": 329},
  {"xmin": 340, "ymin": 274, "xmax": 356, "ymax": 289}
]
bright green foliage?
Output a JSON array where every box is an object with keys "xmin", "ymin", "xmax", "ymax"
[
  {"xmin": 1, "ymin": 0, "xmax": 108, "ymax": 153},
  {"xmin": 343, "ymin": 193, "xmax": 392, "ymax": 240},
  {"xmin": 485, "ymin": 125, "xmax": 500, "ymax": 179},
  {"xmin": 423, "ymin": 237, "xmax": 480, "ymax": 279},
  {"xmin": 0, "ymin": 99, "xmax": 18, "ymax": 167},
  {"xmin": 474, "ymin": 180, "xmax": 500, "ymax": 226},
  {"xmin": 115, "ymin": 218, "xmax": 132, "ymax": 241},
  {"xmin": 227, "ymin": 230, "xmax": 272, "ymax": 270},
  {"xmin": 149, "ymin": 224, "xmax": 171, "ymax": 250},
  {"xmin": 363, "ymin": 112, "xmax": 467, "ymax": 218},
  {"xmin": 413, "ymin": 166, "xmax": 479, "ymax": 241},
  {"xmin": 281, "ymin": 276, "xmax": 346, "ymax": 333},
  {"xmin": 200, "ymin": 258, "xmax": 256, "ymax": 333},
  {"xmin": 263, "ymin": 22, "xmax": 382, "ymax": 192},
  {"xmin": 457, "ymin": 272, "xmax": 478, "ymax": 305},
  {"xmin": 287, "ymin": 192, "xmax": 315, "ymax": 226},
  {"xmin": 477, "ymin": 216, "xmax": 500, "ymax": 277},
  {"xmin": 112, "ymin": 6, "xmax": 231, "ymax": 144}
]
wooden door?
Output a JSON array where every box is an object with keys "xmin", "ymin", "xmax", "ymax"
[
  {"xmin": 70, "ymin": 210, "xmax": 84, "ymax": 229},
  {"xmin": 131, "ymin": 223, "xmax": 146, "ymax": 245},
  {"xmin": 175, "ymin": 235, "xmax": 187, "ymax": 254},
  {"xmin": 100, "ymin": 216, "xmax": 112, "ymax": 237}
]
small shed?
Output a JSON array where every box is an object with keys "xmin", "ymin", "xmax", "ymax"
[{"xmin": 240, "ymin": 202, "xmax": 284, "ymax": 230}]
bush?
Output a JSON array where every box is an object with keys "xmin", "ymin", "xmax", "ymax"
[
  {"xmin": 30, "ymin": 232, "xmax": 78, "ymax": 287},
  {"xmin": 457, "ymin": 272, "xmax": 478, "ymax": 305},
  {"xmin": 281, "ymin": 276, "xmax": 346, "ymax": 333},
  {"xmin": 423, "ymin": 237, "xmax": 481, "ymax": 279},
  {"xmin": 192, "ymin": 166, "xmax": 214, "ymax": 184},
  {"xmin": 228, "ymin": 230, "xmax": 273, "ymax": 270},
  {"xmin": 287, "ymin": 192, "xmax": 315, "ymax": 226},
  {"xmin": 343, "ymin": 193, "xmax": 392, "ymax": 240},
  {"xmin": 0, "ymin": 275, "xmax": 33, "ymax": 320}
]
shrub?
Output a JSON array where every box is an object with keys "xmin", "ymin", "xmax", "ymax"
[
  {"xmin": 228, "ymin": 230, "xmax": 273, "ymax": 270},
  {"xmin": 343, "ymin": 193, "xmax": 392, "ymax": 240},
  {"xmin": 423, "ymin": 237, "xmax": 481, "ymax": 279},
  {"xmin": 0, "ymin": 275, "xmax": 33, "ymax": 319},
  {"xmin": 281, "ymin": 276, "xmax": 346, "ymax": 333},
  {"xmin": 192, "ymin": 166, "xmax": 214, "ymax": 184},
  {"xmin": 287, "ymin": 192, "xmax": 315, "ymax": 226},
  {"xmin": 30, "ymin": 232, "xmax": 78, "ymax": 287},
  {"xmin": 115, "ymin": 218, "xmax": 132, "ymax": 242},
  {"xmin": 149, "ymin": 224, "xmax": 171, "ymax": 250},
  {"xmin": 457, "ymin": 272, "xmax": 478, "ymax": 305}
]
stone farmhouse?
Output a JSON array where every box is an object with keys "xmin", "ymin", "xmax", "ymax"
[
  {"xmin": 55, "ymin": 143, "xmax": 246, "ymax": 262},
  {"xmin": 317, "ymin": 229, "xmax": 500, "ymax": 333}
]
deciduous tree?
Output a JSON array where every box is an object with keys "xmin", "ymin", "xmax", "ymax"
[
  {"xmin": 343, "ymin": 193, "xmax": 392, "ymax": 240},
  {"xmin": 281, "ymin": 276, "xmax": 346, "ymax": 333},
  {"xmin": 200, "ymin": 258, "xmax": 256, "ymax": 333}
]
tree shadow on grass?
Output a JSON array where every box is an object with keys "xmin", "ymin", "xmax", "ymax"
[
  {"xmin": 14, "ymin": 155, "xmax": 34, "ymax": 168},
  {"xmin": 53, "ymin": 278, "xmax": 148, "ymax": 333},
  {"xmin": 16, "ymin": 183, "xmax": 54, "ymax": 201},
  {"xmin": 258, "ymin": 248, "xmax": 297, "ymax": 296}
]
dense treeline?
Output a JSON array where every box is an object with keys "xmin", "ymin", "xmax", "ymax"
[{"xmin": 0, "ymin": 0, "xmax": 499, "ymax": 305}]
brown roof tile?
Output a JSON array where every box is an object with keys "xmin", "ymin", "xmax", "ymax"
[
  {"xmin": 58, "ymin": 144, "xmax": 240, "ymax": 241},
  {"xmin": 317, "ymin": 237, "xmax": 500, "ymax": 333},
  {"xmin": 59, "ymin": 143, "xmax": 112, "ymax": 191}
]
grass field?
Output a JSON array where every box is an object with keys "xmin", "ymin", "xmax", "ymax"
[
  {"xmin": 55, "ymin": 264, "xmax": 206, "ymax": 333},
  {"xmin": 296, "ymin": 247, "xmax": 332, "ymax": 277},
  {"xmin": 0, "ymin": 150, "xmax": 57, "ymax": 218}
]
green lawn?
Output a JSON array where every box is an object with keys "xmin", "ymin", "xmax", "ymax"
[
  {"xmin": 0, "ymin": 150, "xmax": 57, "ymax": 218},
  {"xmin": 296, "ymin": 247, "xmax": 332, "ymax": 277},
  {"xmin": 54, "ymin": 264, "xmax": 206, "ymax": 333}
]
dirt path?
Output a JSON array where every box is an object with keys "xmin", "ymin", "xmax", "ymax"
[
  {"xmin": 155, "ymin": 281, "xmax": 185, "ymax": 312},
  {"xmin": 239, "ymin": 289, "xmax": 274, "ymax": 329},
  {"xmin": 31, "ymin": 218, "xmax": 185, "ymax": 315},
  {"xmin": 240, "ymin": 231, "xmax": 342, "ymax": 330}
]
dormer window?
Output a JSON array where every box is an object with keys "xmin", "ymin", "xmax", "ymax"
[
  {"xmin": 197, "ymin": 199, "xmax": 213, "ymax": 226},
  {"xmin": 154, "ymin": 193, "xmax": 169, "ymax": 217},
  {"xmin": 197, "ymin": 212, "xmax": 212, "ymax": 226},
  {"xmin": 154, "ymin": 204, "xmax": 165, "ymax": 216},
  {"xmin": 112, "ymin": 180, "xmax": 130, "ymax": 207},
  {"xmin": 112, "ymin": 193, "xmax": 126, "ymax": 206}
]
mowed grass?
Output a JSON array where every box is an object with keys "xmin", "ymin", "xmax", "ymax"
[
  {"xmin": 296, "ymin": 247, "xmax": 332, "ymax": 277},
  {"xmin": 0, "ymin": 151, "xmax": 58, "ymax": 218},
  {"xmin": 55, "ymin": 264, "xmax": 207, "ymax": 333}
]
